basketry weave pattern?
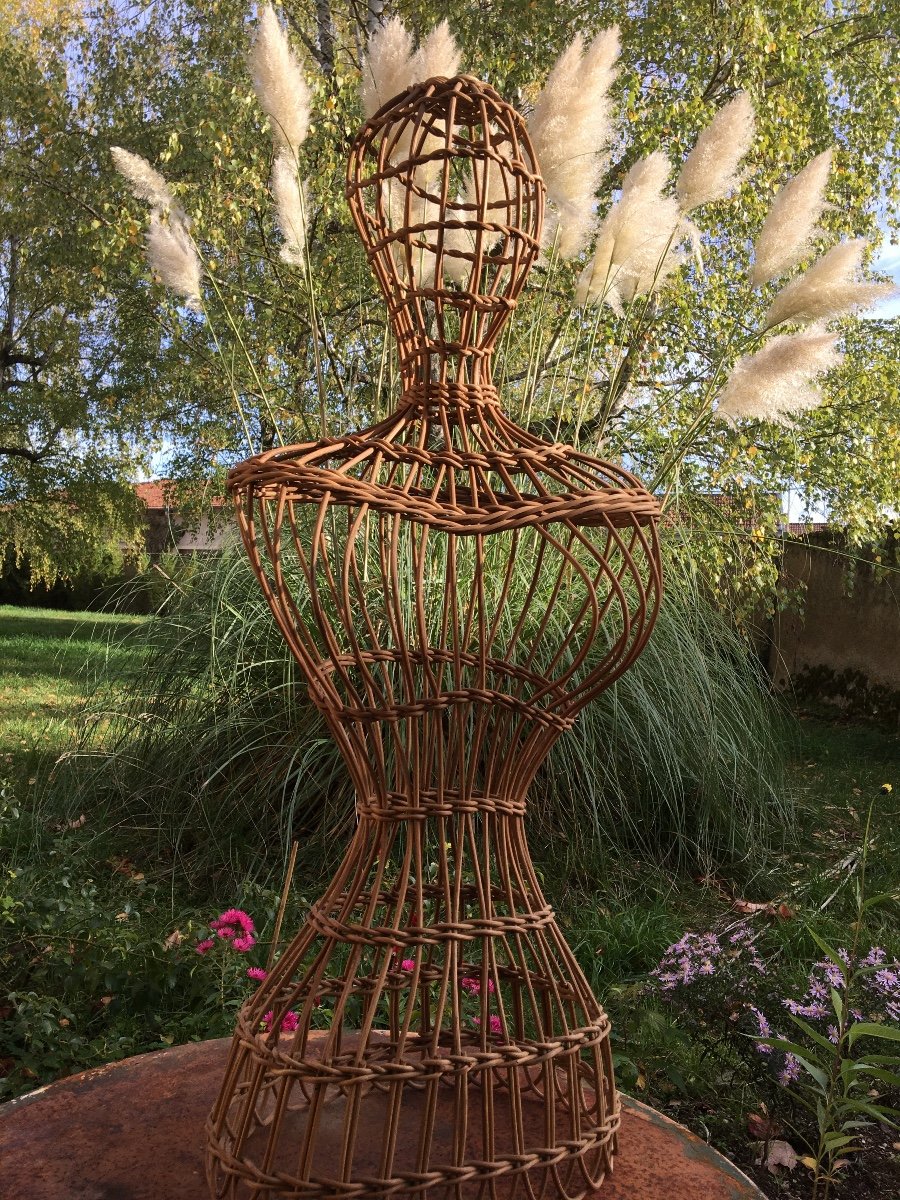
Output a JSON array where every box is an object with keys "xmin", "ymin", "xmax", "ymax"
[{"xmin": 207, "ymin": 75, "xmax": 662, "ymax": 1200}]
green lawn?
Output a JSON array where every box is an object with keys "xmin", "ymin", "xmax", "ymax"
[{"xmin": 0, "ymin": 604, "xmax": 147, "ymax": 762}]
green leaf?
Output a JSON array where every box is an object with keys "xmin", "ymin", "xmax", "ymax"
[
  {"xmin": 849, "ymin": 1022, "xmax": 900, "ymax": 1047},
  {"xmin": 807, "ymin": 928, "xmax": 847, "ymax": 973},
  {"xmin": 858, "ymin": 1067, "xmax": 900, "ymax": 1089},
  {"xmin": 756, "ymin": 1038, "xmax": 829, "ymax": 1089},
  {"xmin": 787, "ymin": 1013, "xmax": 839, "ymax": 1053},
  {"xmin": 830, "ymin": 988, "xmax": 843, "ymax": 1024},
  {"xmin": 822, "ymin": 1132, "xmax": 856, "ymax": 1152}
]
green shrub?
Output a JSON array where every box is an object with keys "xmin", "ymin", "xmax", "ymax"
[{"xmin": 35, "ymin": 538, "xmax": 794, "ymax": 890}]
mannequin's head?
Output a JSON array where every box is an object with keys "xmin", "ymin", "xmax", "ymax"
[{"xmin": 347, "ymin": 76, "xmax": 544, "ymax": 382}]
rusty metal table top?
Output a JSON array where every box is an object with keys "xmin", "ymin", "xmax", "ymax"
[{"xmin": 0, "ymin": 1034, "xmax": 763, "ymax": 1200}]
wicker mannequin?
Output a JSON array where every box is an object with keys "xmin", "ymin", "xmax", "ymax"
[{"xmin": 207, "ymin": 76, "xmax": 661, "ymax": 1200}]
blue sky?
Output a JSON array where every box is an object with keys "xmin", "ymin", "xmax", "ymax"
[{"xmin": 869, "ymin": 231, "xmax": 900, "ymax": 320}]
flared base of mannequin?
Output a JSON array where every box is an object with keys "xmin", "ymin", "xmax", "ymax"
[
  {"xmin": 208, "ymin": 1031, "xmax": 616, "ymax": 1199},
  {"xmin": 1, "ymin": 1034, "xmax": 765, "ymax": 1200}
]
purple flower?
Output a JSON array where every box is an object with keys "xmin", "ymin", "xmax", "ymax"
[
  {"xmin": 821, "ymin": 961, "xmax": 845, "ymax": 988},
  {"xmin": 749, "ymin": 1006, "xmax": 772, "ymax": 1052},
  {"xmin": 784, "ymin": 998, "xmax": 828, "ymax": 1020},
  {"xmin": 874, "ymin": 968, "xmax": 899, "ymax": 994},
  {"xmin": 778, "ymin": 1054, "xmax": 801, "ymax": 1086},
  {"xmin": 861, "ymin": 947, "xmax": 886, "ymax": 967}
]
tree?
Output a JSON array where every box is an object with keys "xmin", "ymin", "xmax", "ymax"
[
  {"xmin": 0, "ymin": 6, "xmax": 152, "ymax": 581},
  {"xmin": 3, "ymin": 0, "xmax": 899, "ymax": 598}
]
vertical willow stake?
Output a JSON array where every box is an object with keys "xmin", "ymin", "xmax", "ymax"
[{"xmin": 207, "ymin": 75, "xmax": 662, "ymax": 1200}]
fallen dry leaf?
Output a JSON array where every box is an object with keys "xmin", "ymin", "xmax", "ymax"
[
  {"xmin": 747, "ymin": 1112, "xmax": 781, "ymax": 1140},
  {"xmin": 163, "ymin": 929, "xmax": 185, "ymax": 950},
  {"xmin": 764, "ymin": 1140, "xmax": 798, "ymax": 1173},
  {"xmin": 733, "ymin": 898, "xmax": 794, "ymax": 920}
]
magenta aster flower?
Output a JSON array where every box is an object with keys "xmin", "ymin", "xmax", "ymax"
[
  {"xmin": 247, "ymin": 967, "xmax": 268, "ymax": 982},
  {"xmin": 212, "ymin": 909, "xmax": 255, "ymax": 935},
  {"xmin": 472, "ymin": 1015, "xmax": 503, "ymax": 1035},
  {"xmin": 195, "ymin": 938, "xmax": 215, "ymax": 955},
  {"xmin": 461, "ymin": 976, "xmax": 496, "ymax": 995},
  {"xmin": 262, "ymin": 1009, "xmax": 300, "ymax": 1033}
]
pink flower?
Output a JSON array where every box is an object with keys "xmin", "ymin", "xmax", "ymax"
[
  {"xmin": 400, "ymin": 959, "xmax": 416, "ymax": 971},
  {"xmin": 461, "ymin": 976, "xmax": 496, "ymax": 995},
  {"xmin": 262, "ymin": 1009, "xmax": 300, "ymax": 1033},
  {"xmin": 212, "ymin": 909, "xmax": 255, "ymax": 935},
  {"xmin": 472, "ymin": 1015, "xmax": 503, "ymax": 1035},
  {"xmin": 208, "ymin": 909, "xmax": 257, "ymax": 952},
  {"xmin": 247, "ymin": 967, "xmax": 268, "ymax": 982},
  {"xmin": 195, "ymin": 938, "xmax": 215, "ymax": 955}
]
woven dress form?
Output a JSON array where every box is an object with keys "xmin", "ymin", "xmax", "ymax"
[{"xmin": 206, "ymin": 76, "xmax": 662, "ymax": 1200}]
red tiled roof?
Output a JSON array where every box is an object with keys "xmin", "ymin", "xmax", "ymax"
[
  {"xmin": 134, "ymin": 480, "xmax": 225, "ymax": 509},
  {"xmin": 784, "ymin": 522, "xmax": 830, "ymax": 536},
  {"xmin": 135, "ymin": 481, "xmax": 169, "ymax": 508}
]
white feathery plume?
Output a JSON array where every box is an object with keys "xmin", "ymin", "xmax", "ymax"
[
  {"xmin": 716, "ymin": 326, "xmax": 842, "ymax": 422},
  {"xmin": 249, "ymin": 4, "xmax": 311, "ymax": 158},
  {"xmin": 410, "ymin": 19, "xmax": 461, "ymax": 83},
  {"xmin": 762, "ymin": 238, "xmax": 895, "ymax": 329},
  {"xmin": 361, "ymin": 16, "xmax": 415, "ymax": 118},
  {"xmin": 675, "ymin": 91, "xmax": 755, "ymax": 212},
  {"xmin": 270, "ymin": 150, "xmax": 307, "ymax": 266},
  {"xmin": 751, "ymin": 149, "xmax": 832, "ymax": 285},
  {"xmin": 528, "ymin": 28, "xmax": 620, "ymax": 259},
  {"xmin": 111, "ymin": 147, "xmax": 178, "ymax": 212},
  {"xmin": 146, "ymin": 212, "xmax": 202, "ymax": 309},
  {"xmin": 576, "ymin": 151, "xmax": 687, "ymax": 307},
  {"xmin": 441, "ymin": 194, "xmax": 477, "ymax": 285}
]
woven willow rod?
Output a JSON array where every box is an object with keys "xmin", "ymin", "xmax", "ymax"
[{"xmin": 207, "ymin": 74, "xmax": 662, "ymax": 1200}]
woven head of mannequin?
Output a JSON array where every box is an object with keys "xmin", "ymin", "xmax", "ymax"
[{"xmin": 346, "ymin": 75, "xmax": 544, "ymax": 390}]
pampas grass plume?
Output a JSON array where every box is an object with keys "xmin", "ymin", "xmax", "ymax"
[
  {"xmin": 249, "ymin": 4, "xmax": 311, "ymax": 157},
  {"xmin": 361, "ymin": 16, "xmax": 414, "ymax": 117},
  {"xmin": 529, "ymin": 28, "xmax": 620, "ymax": 258},
  {"xmin": 717, "ymin": 326, "xmax": 842, "ymax": 422},
  {"xmin": 111, "ymin": 147, "xmax": 176, "ymax": 211},
  {"xmin": 146, "ymin": 213, "xmax": 202, "ymax": 309},
  {"xmin": 270, "ymin": 151, "xmax": 307, "ymax": 266},
  {"xmin": 762, "ymin": 238, "xmax": 895, "ymax": 329},
  {"xmin": 675, "ymin": 91, "xmax": 755, "ymax": 212},
  {"xmin": 411, "ymin": 19, "xmax": 461, "ymax": 84},
  {"xmin": 751, "ymin": 150, "xmax": 832, "ymax": 285},
  {"xmin": 577, "ymin": 151, "xmax": 685, "ymax": 307}
]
